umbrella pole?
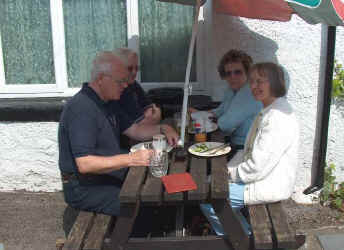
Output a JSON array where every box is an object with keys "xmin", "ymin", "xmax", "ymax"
[
  {"xmin": 179, "ymin": 0, "xmax": 201, "ymax": 147},
  {"xmin": 304, "ymin": 25, "xmax": 336, "ymax": 195}
]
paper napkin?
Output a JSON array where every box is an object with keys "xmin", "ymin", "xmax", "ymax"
[{"xmin": 161, "ymin": 173, "xmax": 197, "ymax": 194}]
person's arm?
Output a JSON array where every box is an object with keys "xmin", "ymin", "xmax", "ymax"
[
  {"xmin": 67, "ymin": 109, "xmax": 152, "ymax": 175},
  {"xmin": 228, "ymin": 111, "xmax": 298, "ymax": 183},
  {"xmin": 140, "ymin": 104, "xmax": 161, "ymax": 125},
  {"xmin": 217, "ymin": 89, "xmax": 260, "ymax": 134},
  {"xmin": 124, "ymin": 123, "xmax": 179, "ymax": 147},
  {"xmin": 75, "ymin": 149, "xmax": 152, "ymax": 174}
]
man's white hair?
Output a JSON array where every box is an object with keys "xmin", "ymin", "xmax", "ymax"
[
  {"xmin": 90, "ymin": 50, "xmax": 129, "ymax": 82},
  {"xmin": 113, "ymin": 48, "xmax": 138, "ymax": 64}
]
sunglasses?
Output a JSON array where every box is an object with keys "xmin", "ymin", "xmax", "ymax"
[
  {"xmin": 222, "ymin": 69, "xmax": 243, "ymax": 77},
  {"xmin": 128, "ymin": 65, "xmax": 140, "ymax": 72}
]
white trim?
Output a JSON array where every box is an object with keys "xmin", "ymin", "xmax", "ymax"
[
  {"xmin": 51, "ymin": 0, "xmax": 68, "ymax": 92},
  {"xmin": 127, "ymin": 0, "xmax": 140, "ymax": 52},
  {"xmin": 126, "ymin": 0, "xmax": 141, "ymax": 82},
  {"xmin": 0, "ymin": 88, "xmax": 79, "ymax": 99},
  {"xmin": 141, "ymin": 81, "xmax": 204, "ymax": 93},
  {"xmin": 0, "ymin": 31, "xmax": 6, "ymax": 89},
  {"xmin": 0, "ymin": 0, "xmax": 67, "ymax": 96}
]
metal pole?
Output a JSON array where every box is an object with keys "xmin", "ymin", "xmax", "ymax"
[
  {"xmin": 304, "ymin": 25, "xmax": 336, "ymax": 195},
  {"xmin": 178, "ymin": 0, "xmax": 201, "ymax": 147}
]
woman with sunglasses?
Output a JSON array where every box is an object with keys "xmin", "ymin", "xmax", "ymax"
[
  {"xmin": 201, "ymin": 62, "xmax": 299, "ymax": 236},
  {"xmin": 190, "ymin": 49, "xmax": 262, "ymax": 159}
]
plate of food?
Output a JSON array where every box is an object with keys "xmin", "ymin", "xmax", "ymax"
[
  {"xmin": 188, "ymin": 142, "xmax": 231, "ymax": 157},
  {"xmin": 130, "ymin": 141, "xmax": 173, "ymax": 153},
  {"xmin": 188, "ymin": 122, "xmax": 218, "ymax": 134}
]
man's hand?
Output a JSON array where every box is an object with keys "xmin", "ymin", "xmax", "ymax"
[
  {"xmin": 128, "ymin": 149, "xmax": 153, "ymax": 167},
  {"xmin": 161, "ymin": 124, "xmax": 179, "ymax": 147},
  {"xmin": 144, "ymin": 104, "xmax": 161, "ymax": 124}
]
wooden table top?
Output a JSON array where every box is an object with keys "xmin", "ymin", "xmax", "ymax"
[{"xmin": 119, "ymin": 131, "xmax": 229, "ymax": 206}]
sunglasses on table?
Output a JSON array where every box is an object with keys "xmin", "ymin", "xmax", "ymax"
[{"xmin": 222, "ymin": 69, "xmax": 243, "ymax": 77}]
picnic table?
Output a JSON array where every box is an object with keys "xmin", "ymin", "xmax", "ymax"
[{"xmin": 60, "ymin": 130, "xmax": 305, "ymax": 250}]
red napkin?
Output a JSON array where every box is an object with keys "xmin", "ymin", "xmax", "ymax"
[{"xmin": 161, "ymin": 173, "xmax": 197, "ymax": 194}]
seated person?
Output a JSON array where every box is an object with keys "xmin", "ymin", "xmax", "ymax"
[
  {"xmin": 200, "ymin": 62, "xmax": 299, "ymax": 235},
  {"xmin": 190, "ymin": 50, "xmax": 262, "ymax": 160},
  {"xmin": 114, "ymin": 48, "xmax": 161, "ymax": 125},
  {"xmin": 58, "ymin": 51, "xmax": 178, "ymax": 216}
]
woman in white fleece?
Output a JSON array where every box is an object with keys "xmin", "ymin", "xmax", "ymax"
[{"xmin": 201, "ymin": 62, "xmax": 299, "ymax": 235}]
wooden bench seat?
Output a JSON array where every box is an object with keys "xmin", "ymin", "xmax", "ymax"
[
  {"xmin": 57, "ymin": 210, "xmax": 113, "ymax": 250},
  {"xmin": 248, "ymin": 202, "xmax": 305, "ymax": 249}
]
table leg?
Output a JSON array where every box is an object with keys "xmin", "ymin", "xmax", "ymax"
[
  {"xmin": 175, "ymin": 205, "xmax": 185, "ymax": 237},
  {"xmin": 211, "ymin": 199, "xmax": 250, "ymax": 250},
  {"xmin": 108, "ymin": 201, "xmax": 140, "ymax": 250}
]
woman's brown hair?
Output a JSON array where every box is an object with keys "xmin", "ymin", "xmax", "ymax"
[
  {"xmin": 218, "ymin": 49, "xmax": 253, "ymax": 79},
  {"xmin": 250, "ymin": 62, "xmax": 286, "ymax": 97}
]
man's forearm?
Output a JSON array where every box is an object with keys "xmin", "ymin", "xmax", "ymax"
[{"xmin": 75, "ymin": 154, "xmax": 131, "ymax": 174}]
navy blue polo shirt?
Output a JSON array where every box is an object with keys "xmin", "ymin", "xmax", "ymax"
[
  {"xmin": 58, "ymin": 83, "xmax": 133, "ymax": 174},
  {"xmin": 116, "ymin": 80, "xmax": 153, "ymax": 123}
]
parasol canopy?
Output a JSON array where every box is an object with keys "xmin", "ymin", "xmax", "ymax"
[
  {"xmin": 215, "ymin": 0, "xmax": 344, "ymax": 26},
  {"xmin": 160, "ymin": 0, "xmax": 344, "ymax": 26}
]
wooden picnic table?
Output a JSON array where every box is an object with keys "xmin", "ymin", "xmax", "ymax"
[
  {"xmin": 60, "ymin": 129, "xmax": 305, "ymax": 250},
  {"xmin": 107, "ymin": 130, "xmax": 250, "ymax": 250}
]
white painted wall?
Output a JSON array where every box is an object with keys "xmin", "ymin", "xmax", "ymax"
[
  {"xmin": 1, "ymin": 3, "xmax": 344, "ymax": 204},
  {"xmin": 0, "ymin": 122, "xmax": 61, "ymax": 192}
]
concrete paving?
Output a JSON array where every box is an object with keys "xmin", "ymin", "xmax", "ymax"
[{"xmin": 0, "ymin": 191, "xmax": 343, "ymax": 250}]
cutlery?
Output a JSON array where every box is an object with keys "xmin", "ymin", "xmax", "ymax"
[{"xmin": 200, "ymin": 143, "xmax": 230, "ymax": 153}]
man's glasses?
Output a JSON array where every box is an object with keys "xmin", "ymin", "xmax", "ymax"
[
  {"xmin": 222, "ymin": 69, "xmax": 243, "ymax": 77},
  {"xmin": 104, "ymin": 75, "xmax": 129, "ymax": 86},
  {"xmin": 128, "ymin": 65, "xmax": 140, "ymax": 72}
]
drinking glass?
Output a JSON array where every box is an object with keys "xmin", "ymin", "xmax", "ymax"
[
  {"xmin": 149, "ymin": 150, "xmax": 168, "ymax": 177},
  {"xmin": 152, "ymin": 134, "xmax": 167, "ymax": 151}
]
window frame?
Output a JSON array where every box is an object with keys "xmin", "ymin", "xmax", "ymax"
[{"xmin": 0, "ymin": 0, "xmax": 205, "ymax": 98}]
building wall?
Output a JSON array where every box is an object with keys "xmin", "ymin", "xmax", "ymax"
[
  {"xmin": 1, "ymin": 4, "xmax": 344, "ymax": 203},
  {"xmin": 0, "ymin": 122, "xmax": 61, "ymax": 192},
  {"xmin": 207, "ymin": 12, "xmax": 344, "ymax": 203}
]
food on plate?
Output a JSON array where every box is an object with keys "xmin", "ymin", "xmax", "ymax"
[{"xmin": 191, "ymin": 143, "xmax": 209, "ymax": 153}]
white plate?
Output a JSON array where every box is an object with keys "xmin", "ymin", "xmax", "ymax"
[
  {"xmin": 188, "ymin": 142, "xmax": 231, "ymax": 157},
  {"xmin": 188, "ymin": 122, "xmax": 218, "ymax": 134},
  {"xmin": 130, "ymin": 141, "xmax": 173, "ymax": 153},
  {"xmin": 191, "ymin": 111, "xmax": 214, "ymax": 120}
]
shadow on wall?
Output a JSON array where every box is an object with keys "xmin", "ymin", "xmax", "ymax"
[{"xmin": 210, "ymin": 14, "xmax": 292, "ymax": 98}]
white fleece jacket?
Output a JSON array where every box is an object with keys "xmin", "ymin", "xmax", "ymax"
[{"xmin": 228, "ymin": 98, "xmax": 299, "ymax": 205}]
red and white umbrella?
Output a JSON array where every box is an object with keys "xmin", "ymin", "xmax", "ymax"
[{"xmin": 215, "ymin": 0, "xmax": 344, "ymax": 26}]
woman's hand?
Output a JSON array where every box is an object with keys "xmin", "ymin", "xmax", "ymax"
[{"xmin": 128, "ymin": 149, "xmax": 153, "ymax": 167}]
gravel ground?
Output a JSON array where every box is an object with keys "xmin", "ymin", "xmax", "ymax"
[
  {"xmin": 283, "ymin": 199, "xmax": 344, "ymax": 232},
  {"xmin": 0, "ymin": 191, "xmax": 343, "ymax": 250}
]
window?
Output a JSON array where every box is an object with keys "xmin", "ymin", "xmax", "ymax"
[
  {"xmin": 138, "ymin": 0, "xmax": 196, "ymax": 83},
  {"xmin": 0, "ymin": 0, "xmax": 199, "ymax": 98}
]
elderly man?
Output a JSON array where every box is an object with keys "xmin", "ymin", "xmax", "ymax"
[
  {"xmin": 113, "ymin": 48, "xmax": 161, "ymax": 125},
  {"xmin": 58, "ymin": 51, "xmax": 178, "ymax": 216}
]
